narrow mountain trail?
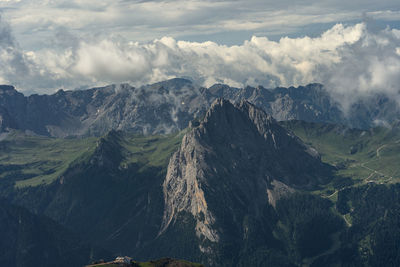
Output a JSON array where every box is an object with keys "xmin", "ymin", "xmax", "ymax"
[
  {"xmin": 359, "ymin": 142, "xmax": 395, "ymax": 183},
  {"xmin": 322, "ymin": 139, "xmax": 400, "ymax": 204},
  {"xmin": 360, "ymin": 163, "xmax": 393, "ymax": 183},
  {"xmin": 376, "ymin": 144, "xmax": 387, "ymax": 158},
  {"xmin": 323, "ymin": 143, "xmax": 393, "ymax": 200},
  {"xmin": 326, "ymin": 190, "xmax": 338, "ymax": 199},
  {"xmin": 342, "ymin": 214, "xmax": 352, "ymax": 227}
]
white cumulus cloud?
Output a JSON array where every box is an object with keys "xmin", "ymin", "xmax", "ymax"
[{"xmin": 1, "ymin": 15, "xmax": 400, "ymax": 110}]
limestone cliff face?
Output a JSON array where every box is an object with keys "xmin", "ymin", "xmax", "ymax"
[
  {"xmin": 161, "ymin": 126, "xmax": 219, "ymax": 244},
  {"xmin": 161, "ymin": 99, "xmax": 333, "ymax": 253}
]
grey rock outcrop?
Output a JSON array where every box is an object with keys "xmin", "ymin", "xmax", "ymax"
[
  {"xmin": 0, "ymin": 80, "xmax": 210, "ymax": 137},
  {"xmin": 1, "ymin": 80, "xmax": 399, "ymax": 137},
  {"xmin": 161, "ymin": 99, "xmax": 333, "ymax": 255}
]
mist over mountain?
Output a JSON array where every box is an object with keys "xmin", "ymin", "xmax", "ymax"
[
  {"xmin": 1, "ymin": 78, "xmax": 399, "ymax": 138},
  {"xmin": 1, "ymin": 16, "xmax": 400, "ymax": 109}
]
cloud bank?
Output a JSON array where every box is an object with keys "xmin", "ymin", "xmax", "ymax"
[
  {"xmin": 0, "ymin": 15, "xmax": 400, "ymax": 110},
  {"xmin": 2, "ymin": 0, "xmax": 400, "ymax": 49}
]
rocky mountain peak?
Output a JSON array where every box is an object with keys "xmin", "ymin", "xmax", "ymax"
[
  {"xmin": 90, "ymin": 130, "xmax": 124, "ymax": 168},
  {"xmin": 0, "ymin": 85, "xmax": 24, "ymax": 99},
  {"xmin": 161, "ymin": 98, "xmax": 333, "ymax": 256},
  {"xmin": 197, "ymin": 99, "xmax": 297, "ymax": 151},
  {"xmin": 203, "ymin": 98, "xmax": 275, "ymax": 129}
]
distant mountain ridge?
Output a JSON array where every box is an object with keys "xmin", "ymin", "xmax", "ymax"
[
  {"xmin": 1, "ymin": 79, "xmax": 399, "ymax": 137},
  {"xmin": 0, "ymin": 79, "xmax": 207, "ymax": 137}
]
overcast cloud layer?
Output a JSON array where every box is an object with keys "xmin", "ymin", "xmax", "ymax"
[
  {"xmin": 1, "ymin": 0, "xmax": 400, "ymax": 48},
  {"xmin": 0, "ymin": 0, "xmax": 400, "ymax": 110}
]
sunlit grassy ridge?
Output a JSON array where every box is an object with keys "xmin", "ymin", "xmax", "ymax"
[
  {"xmin": 0, "ymin": 130, "xmax": 185, "ymax": 188},
  {"xmin": 3, "ymin": 120, "xmax": 399, "ymax": 192},
  {"xmin": 0, "ymin": 131, "xmax": 97, "ymax": 188},
  {"xmin": 121, "ymin": 130, "xmax": 186, "ymax": 169},
  {"xmin": 281, "ymin": 120, "xmax": 400, "ymax": 192}
]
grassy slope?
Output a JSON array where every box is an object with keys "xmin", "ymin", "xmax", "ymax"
[
  {"xmin": 7, "ymin": 119, "xmax": 397, "ymax": 191},
  {"xmin": 0, "ymin": 131, "xmax": 97, "ymax": 187},
  {"xmin": 0, "ymin": 130, "xmax": 185, "ymax": 189},
  {"xmin": 281, "ymin": 121, "xmax": 400, "ymax": 193},
  {"xmin": 121, "ymin": 130, "xmax": 186, "ymax": 168}
]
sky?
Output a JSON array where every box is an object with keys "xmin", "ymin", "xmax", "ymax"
[{"xmin": 0, "ymin": 0, "xmax": 400, "ymax": 105}]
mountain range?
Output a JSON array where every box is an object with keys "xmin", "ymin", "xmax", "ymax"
[{"xmin": 1, "ymin": 78, "xmax": 399, "ymax": 137}]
